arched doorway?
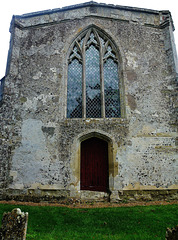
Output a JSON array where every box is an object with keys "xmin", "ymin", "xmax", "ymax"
[{"xmin": 80, "ymin": 137, "xmax": 109, "ymax": 192}]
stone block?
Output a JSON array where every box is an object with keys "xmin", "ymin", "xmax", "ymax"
[
  {"xmin": 166, "ymin": 226, "xmax": 178, "ymax": 240},
  {"xmin": 0, "ymin": 208, "xmax": 28, "ymax": 240}
]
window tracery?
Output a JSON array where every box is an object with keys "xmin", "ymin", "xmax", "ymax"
[{"xmin": 67, "ymin": 27, "xmax": 120, "ymax": 118}]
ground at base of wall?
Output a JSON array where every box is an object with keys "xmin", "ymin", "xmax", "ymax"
[{"xmin": 0, "ymin": 200, "xmax": 177, "ymax": 209}]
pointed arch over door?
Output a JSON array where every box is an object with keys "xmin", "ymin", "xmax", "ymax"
[
  {"xmin": 67, "ymin": 26, "xmax": 121, "ymax": 118},
  {"xmin": 81, "ymin": 137, "xmax": 108, "ymax": 192}
]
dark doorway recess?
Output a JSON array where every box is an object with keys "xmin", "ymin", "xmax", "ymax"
[{"xmin": 81, "ymin": 137, "xmax": 109, "ymax": 192}]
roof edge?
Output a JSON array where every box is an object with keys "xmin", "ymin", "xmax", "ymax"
[{"xmin": 14, "ymin": 1, "xmax": 161, "ymax": 19}]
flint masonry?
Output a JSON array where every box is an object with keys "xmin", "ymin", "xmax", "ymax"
[{"xmin": 0, "ymin": 1, "xmax": 177, "ymax": 202}]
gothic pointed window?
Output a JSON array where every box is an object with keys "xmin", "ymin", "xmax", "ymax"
[{"xmin": 67, "ymin": 27, "xmax": 121, "ymax": 118}]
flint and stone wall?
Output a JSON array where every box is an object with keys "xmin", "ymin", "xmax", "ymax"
[{"xmin": 0, "ymin": 2, "xmax": 177, "ymax": 202}]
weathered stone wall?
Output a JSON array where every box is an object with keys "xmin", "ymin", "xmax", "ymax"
[{"xmin": 0, "ymin": 2, "xmax": 177, "ymax": 202}]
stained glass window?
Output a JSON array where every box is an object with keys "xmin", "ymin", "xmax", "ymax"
[
  {"xmin": 104, "ymin": 58, "xmax": 120, "ymax": 117},
  {"xmin": 86, "ymin": 45, "xmax": 101, "ymax": 118},
  {"xmin": 67, "ymin": 27, "xmax": 121, "ymax": 118},
  {"xmin": 67, "ymin": 59, "xmax": 82, "ymax": 118}
]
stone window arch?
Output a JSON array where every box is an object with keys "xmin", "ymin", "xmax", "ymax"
[{"xmin": 67, "ymin": 26, "xmax": 121, "ymax": 118}]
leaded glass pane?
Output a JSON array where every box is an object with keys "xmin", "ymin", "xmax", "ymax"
[
  {"xmin": 79, "ymin": 37, "xmax": 85, "ymax": 48},
  {"xmin": 87, "ymin": 32, "xmax": 97, "ymax": 45},
  {"xmin": 99, "ymin": 36, "xmax": 105, "ymax": 47},
  {"xmin": 104, "ymin": 58, "xmax": 120, "ymax": 118},
  {"xmin": 67, "ymin": 59, "xmax": 82, "ymax": 118},
  {"xmin": 69, "ymin": 46, "xmax": 81, "ymax": 62},
  {"xmin": 104, "ymin": 46, "xmax": 116, "ymax": 59},
  {"xmin": 86, "ymin": 44, "xmax": 101, "ymax": 118}
]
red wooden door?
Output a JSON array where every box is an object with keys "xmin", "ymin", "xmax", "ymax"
[{"xmin": 81, "ymin": 137, "xmax": 108, "ymax": 192}]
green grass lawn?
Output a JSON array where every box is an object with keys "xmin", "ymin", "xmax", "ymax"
[{"xmin": 0, "ymin": 203, "xmax": 177, "ymax": 240}]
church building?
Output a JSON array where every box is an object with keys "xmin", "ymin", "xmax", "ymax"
[{"xmin": 0, "ymin": 1, "xmax": 177, "ymax": 202}]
